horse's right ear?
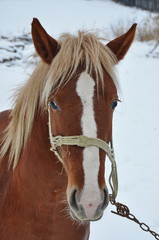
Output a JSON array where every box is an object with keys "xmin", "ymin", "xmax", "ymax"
[
  {"xmin": 107, "ymin": 24, "xmax": 137, "ymax": 61},
  {"xmin": 31, "ymin": 18, "xmax": 59, "ymax": 64}
]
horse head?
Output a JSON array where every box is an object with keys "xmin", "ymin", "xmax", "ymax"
[{"xmin": 32, "ymin": 18, "xmax": 136, "ymax": 222}]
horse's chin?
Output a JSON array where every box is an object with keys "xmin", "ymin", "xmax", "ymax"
[{"xmin": 70, "ymin": 210, "xmax": 103, "ymax": 223}]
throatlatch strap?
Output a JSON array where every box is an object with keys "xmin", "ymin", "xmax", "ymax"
[{"xmin": 48, "ymin": 104, "xmax": 118, "ymax": 200}]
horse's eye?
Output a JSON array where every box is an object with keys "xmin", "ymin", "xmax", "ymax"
[
  {"xmin": 50, "ymin": 101, "xmax": 61, "ymax": 110},
  {"xmin": 110, "ymin": 100, "xmax": 118, "ymax": 110}
]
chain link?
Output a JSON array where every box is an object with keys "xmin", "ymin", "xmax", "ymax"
[{"xmin": 110, "ymin": 196, "xmax": 159, "ymax": 239}]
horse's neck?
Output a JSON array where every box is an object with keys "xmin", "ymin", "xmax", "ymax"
[{"xmin": 2, "ymin": 112, "xmax": 90, "ymax": 240}]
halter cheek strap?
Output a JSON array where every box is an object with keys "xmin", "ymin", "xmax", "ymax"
[{"xmin": 48, "ymin": 104, "xmax": 118, "ymax": 201}]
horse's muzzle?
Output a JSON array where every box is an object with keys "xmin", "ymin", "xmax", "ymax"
[{"xmin": 68, "ymin": 187, "xmax": 109, "ymax": 222}]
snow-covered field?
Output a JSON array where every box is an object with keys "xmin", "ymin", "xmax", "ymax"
[{"xmin": 0, "ymin": 0, "xmax": 159, "ymax": 239}]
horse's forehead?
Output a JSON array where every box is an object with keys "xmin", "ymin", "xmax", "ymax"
[
  {"xmin": 55, "ymin": 70, "xmax": 117, "ymax": 99},
  {"xmin": 76, "ymin": 72, "xmax": 95, "ymax": 98}
]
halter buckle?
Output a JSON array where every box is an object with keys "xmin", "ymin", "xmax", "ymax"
[{"xmin": 50, "ymin": 136, "xmax": 61, "ymax": 150}]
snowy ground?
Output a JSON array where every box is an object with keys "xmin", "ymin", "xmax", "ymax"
[{"xmin": 0, "ymin": 1, "xmax": 159, "ymax": 240}]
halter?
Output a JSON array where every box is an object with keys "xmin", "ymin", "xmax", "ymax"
[{"xmin": 48, "ymin": 104, "xmax": 118, "ymax": 200}]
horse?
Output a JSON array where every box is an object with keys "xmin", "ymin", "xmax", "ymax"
[{"xmin": 0, "ymin": 18, "xmax": 136, "ymax": 240}]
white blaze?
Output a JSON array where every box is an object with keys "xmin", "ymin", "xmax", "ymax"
[{"xmin": 76, "ymin": 71, "xmax": 102, "ymax": 218}]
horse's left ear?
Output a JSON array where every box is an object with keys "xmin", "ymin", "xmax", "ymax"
[
  {"xmin": 107, "ymin": 24, "xmax": 137, "ymax": 61},
  {"xmin": 31, "ymin": 18, "xmax": 59, "ymax": 64}
]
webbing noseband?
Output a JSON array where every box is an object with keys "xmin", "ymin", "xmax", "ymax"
[{"xmin": 48, "ymin": 104, "xmax": 118, "ymax": 200}]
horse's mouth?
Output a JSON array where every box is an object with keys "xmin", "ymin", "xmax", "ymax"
[{"xmin": 70, "ymin": 210, "xmax": 103, "ymax": 223}]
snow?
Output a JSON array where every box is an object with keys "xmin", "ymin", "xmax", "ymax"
[{"xmin": 0, "ymin": 0, "xmax": 159, "ymax": 239}]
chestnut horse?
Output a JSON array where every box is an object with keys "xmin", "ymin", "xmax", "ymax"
[{"xmin": 0, "ymin": 19, "xmax": 136, "ymax": 240}]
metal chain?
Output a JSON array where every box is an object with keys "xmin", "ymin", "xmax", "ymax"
[{"xmin": 110, "ymin": 196, "xmax": 159, "ymax": 239}]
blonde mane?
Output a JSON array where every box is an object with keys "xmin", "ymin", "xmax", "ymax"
[{"xmin": 0, "ymin": 31, "xmax": 118, "ymax": 169}]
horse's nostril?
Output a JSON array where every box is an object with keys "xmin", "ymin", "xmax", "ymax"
[
  {"xmin": 69, "ymin": 189, "xmax": 79, "ymax": 211},
  {"xmin": 101, "ymin": 188, "xmax": 109, "ymax": 210}
]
